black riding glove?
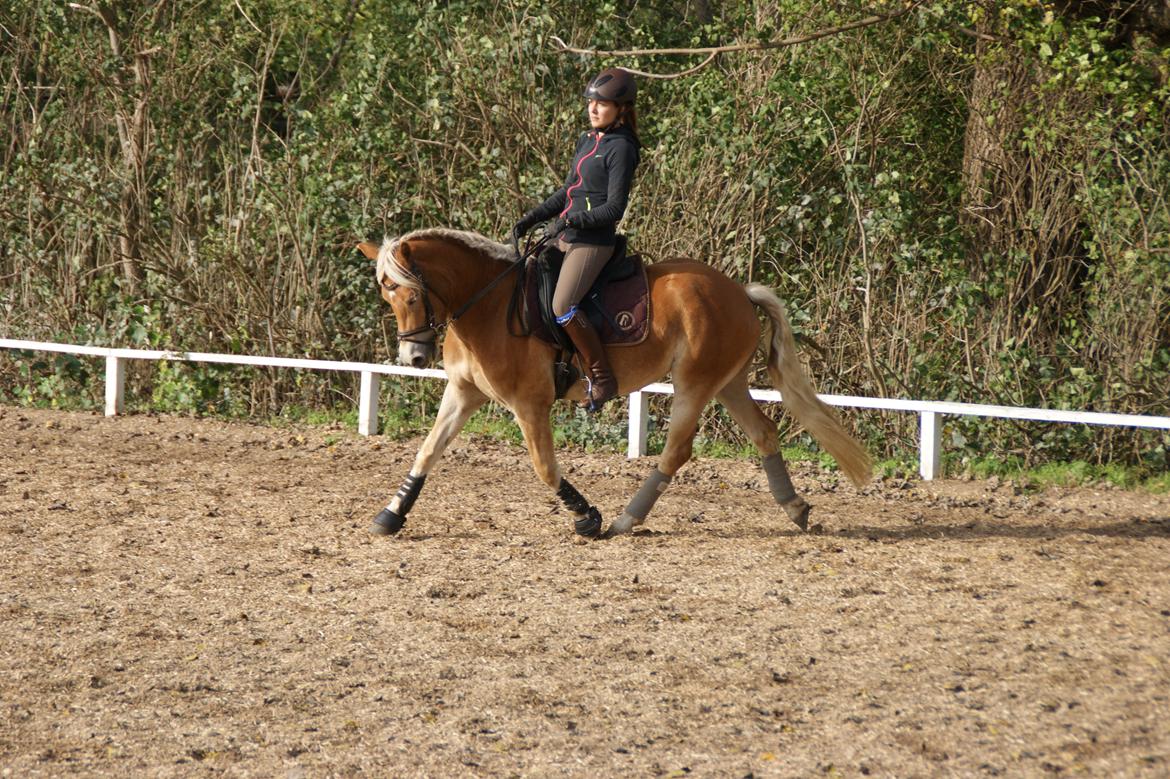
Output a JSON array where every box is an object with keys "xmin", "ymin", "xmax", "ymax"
[
  {"xmin": 544, "ymin": 216, "xmax": 569, "ymax": 240},
  {"xmin": 511, "ymin": 213, "xmax": 539, "ymax": 244}
]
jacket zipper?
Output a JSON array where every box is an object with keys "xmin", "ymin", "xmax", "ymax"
[{"xmin": 561, "ymin": 133, "xmax": 602, "ymax": 219}]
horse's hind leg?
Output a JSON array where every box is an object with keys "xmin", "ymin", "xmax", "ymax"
[
  {"xmin": 370, "ymin": 379, "xmax": 487, "ymax": 535},
  {"xmin": 513, "ymin": 403, "xmax": 603, "ymax": 538},
  {"xmin": 606, "ymin": 384, "xmax": 712, "ymax": 536},
  {"xmin": 715, "ymin": 369, "xmax": 812, "ymax": 531}
]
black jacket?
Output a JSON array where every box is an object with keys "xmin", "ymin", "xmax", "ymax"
[{"xmin": 524, "ymin": 125, "xmax": 640, "ymax": 246}]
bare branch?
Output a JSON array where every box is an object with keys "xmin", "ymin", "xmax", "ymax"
[
  {"xmin": 233, "ymin": 0, "xmax": 264, "ymax": 35},
  {"xmin": 65, "ymin": 3, "xmax": 102, "ymax": 20},
  {"xmin": 618, "ymin": 51, "xmax": 720, "ymax": 80},
  {"xmin": 550, "ymin": 1, "xmax": 924, "ymax": 78},
  {"xmin": 953, "ymin": 25, "xmax": 1000, "ymax": 43}
]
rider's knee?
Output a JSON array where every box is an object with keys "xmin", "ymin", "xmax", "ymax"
[{"xmin": 552, "ymin": 296, "xmax": 577, "ymax": 319}]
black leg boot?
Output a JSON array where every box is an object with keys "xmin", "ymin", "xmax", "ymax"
[{"xmin": 563, "ymin": 310, "xmax": 618, "ymax": 412}]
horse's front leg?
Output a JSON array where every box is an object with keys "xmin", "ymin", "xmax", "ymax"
[
  {"xmin": 370, "ymin": 379, "xmax": 487, "ymax": 535},
  {"xmin": 513, "ymin": 405, "xmax": 603, "ymax": 538}
]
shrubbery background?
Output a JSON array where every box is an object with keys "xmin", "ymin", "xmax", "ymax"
[{"xmin": 2, "ymin": 0, "xmax": 1167, "ymax": 468}]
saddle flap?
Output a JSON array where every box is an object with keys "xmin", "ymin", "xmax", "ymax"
[{"xmin": 524, "ymin": 241, "xmax": 650, "ymax": 349}]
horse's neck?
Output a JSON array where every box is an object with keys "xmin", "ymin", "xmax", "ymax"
[
  {"xmin": 432, "ymin": 247, "xmax": 517, "ymax": 370},
  {"xmin": 427, "ymin": 245, "xmax": 507, "ymax": 309},
  {"xmin": 412, "ymin": 240, "xmax": 510, "ymax": 333}
]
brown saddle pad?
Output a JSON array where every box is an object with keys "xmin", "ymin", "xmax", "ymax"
[{"xmin": 523, "ymin": 255, "xmax": 650, "ymax": 347}]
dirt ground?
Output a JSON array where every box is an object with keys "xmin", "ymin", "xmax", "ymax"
[{"xmin": 1, "ymin": 405, "xmax": 1168, "ymax": 778}]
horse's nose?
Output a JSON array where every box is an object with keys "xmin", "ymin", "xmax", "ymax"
[{"xmin": 411, "ymin": 353, "xmax": 427, "ymax": 369}]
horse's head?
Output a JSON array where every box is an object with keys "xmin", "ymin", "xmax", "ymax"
[
  {"xmin": 360, "ymin": 228, "xmax": 516, "ymax": 367},
  {"xmin": 358, "ymin": 238, "xmax": 444, "ymax": 368}
]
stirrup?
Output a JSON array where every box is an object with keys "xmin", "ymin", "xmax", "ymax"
[
  {"xmin": 580, "ymin": 375, "xmax": 616, "ymax": 413},
  {"xmin": 582, "ymin": 376, "xmax": 601, "ymax": 413}
]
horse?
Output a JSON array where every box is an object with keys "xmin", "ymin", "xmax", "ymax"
[{"xmin": 356, "ymin": 228, "xmax": 871, "ymax": 538}]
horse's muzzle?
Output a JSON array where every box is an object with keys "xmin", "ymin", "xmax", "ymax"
[{"xmin": 398, "ymin": 342, "xmax": 435, "ymax": 369}]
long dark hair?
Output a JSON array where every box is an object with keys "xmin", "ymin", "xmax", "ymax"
[{"xmin": 617, "ymin": 103, "xmax": 639, "ymax": 144}]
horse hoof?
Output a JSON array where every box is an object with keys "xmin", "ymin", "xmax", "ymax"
[
  {"xmin": 370, "ymin": 508, "xmax": 406, "ymax": 535},
  {"xmin": 605, "ymin": 512, "xmax": 639, "ymax": 537},
  {"xmin": 574, "ymin": 507, "xmax": 603, "ymax": 538},
  {"xmin": 783, "ymin": 498, "xmax": 811, "ymax": 531}
]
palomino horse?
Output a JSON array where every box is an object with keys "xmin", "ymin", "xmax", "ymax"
[{"xmin": 356, "ymin": 228, "xmax": 870, "ymax": 538}]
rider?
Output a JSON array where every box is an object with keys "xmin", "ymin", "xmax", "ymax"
[{"xmin": 510, "ymin": 68, "xmax": 641, "ymax": 412}]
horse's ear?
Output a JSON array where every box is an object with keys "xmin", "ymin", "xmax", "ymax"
[{"xmin": 356, "ymin": 241, "xmax": 380, "ymax": 261}]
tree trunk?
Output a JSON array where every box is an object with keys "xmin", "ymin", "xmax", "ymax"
[
  {"xmin": 98, "ymin": 4, "xmax": 152, "ymax": 296},
  {"xmin": 960, "ymin": 27, "xmax": 1051, "ymax": 273},
  {"xmin": 960, "ymin": 15, "xmax": 1088, "ymax": 347},
  {"xmin": 689, "ymin": 0, "xmax": 714, "ymax": 25}
]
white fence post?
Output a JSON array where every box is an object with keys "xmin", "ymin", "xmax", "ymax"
[
  {"xmin": 919, "ymin": 410, "xmax": 942, "ymax": 481},
  {"xmin": 358, "ymin": 371, "xmax": 380, "ymax": 436},
  {"xmin": 628, "ymin": 390, "xmax": 649, "ymax": 458},
  {"xmin": 104, "ymin": 354, "xmax": 124, "ymax": 417}
]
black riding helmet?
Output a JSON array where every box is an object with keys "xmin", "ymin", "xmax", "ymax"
[{"xmin": 583, "ymin": 68, "xmax": 636, "ymax": 104}]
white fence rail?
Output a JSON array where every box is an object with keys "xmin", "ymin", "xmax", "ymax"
[{"xmin": 4, "ymin": 338, "xmax": 1170, "ymax": 480}]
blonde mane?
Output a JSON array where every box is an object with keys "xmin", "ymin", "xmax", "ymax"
[{"xmin": 376, "ymin": 228, "xmax": 513, "ymax": 290}]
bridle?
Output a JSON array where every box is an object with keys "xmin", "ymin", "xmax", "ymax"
[
  {"xmin": 381, "ymin": 233, "xmax": 548, "ymax": 345},
  {"xmin": 380, "ymin": 255, "xmax": 446, "ymax": 344}
]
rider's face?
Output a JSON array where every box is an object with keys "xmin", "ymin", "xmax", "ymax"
[{"xmin": 588, "ymin": 99, "xmax": 620, "ymax": 129}]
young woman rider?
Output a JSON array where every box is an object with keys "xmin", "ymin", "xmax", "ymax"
[{"xmin": 510, "ymin": 68, "xmax": 641, "ymax": 412}]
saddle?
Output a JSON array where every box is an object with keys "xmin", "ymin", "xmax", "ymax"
[{"xmin": 521, "ymin": 235, "xmax": 651, "ymax": 351}]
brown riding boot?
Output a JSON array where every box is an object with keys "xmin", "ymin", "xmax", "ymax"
[{"xmin": 563, "ymin": 310, "xmax": 618, "ymax": 412}]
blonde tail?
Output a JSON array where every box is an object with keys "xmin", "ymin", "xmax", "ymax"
[{"xmin": 745, "ymin": 283, "xmax": 872, "ymax": 488}]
